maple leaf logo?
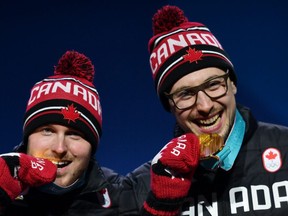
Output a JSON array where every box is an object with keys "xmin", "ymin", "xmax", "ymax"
[
  {"xmin": 183, "ymin": 47, "xmax": 203, "ymax": 64},
  {"xmin": 61, "ymin": 104, "xmax": 80, "ymax": 123},
  {"xmin": 265, "ymin": 151, "xmax": 278, "ymax": 160}
]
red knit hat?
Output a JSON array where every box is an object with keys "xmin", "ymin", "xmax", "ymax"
[
  {"xmin": 148, "ymin": 5, "xmax": 237, "ymax": 111},
  {"xmin": 21, "ymin": 50, "xmax": 102, "ymax": 154}
]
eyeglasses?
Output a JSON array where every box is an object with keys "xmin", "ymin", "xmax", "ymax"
[{"xmin": 165, "ymin": 71, "xmax": 230, "ymax": 110}]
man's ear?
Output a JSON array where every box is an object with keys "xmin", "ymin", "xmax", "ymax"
[{"xmin": 231, "ymin": 81, "xmax": 237, "ymax": 94}]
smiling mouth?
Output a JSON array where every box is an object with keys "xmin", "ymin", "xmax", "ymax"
[
  {"xmin": 41, "ymin": 157, "xmax": 71, "ymax": 168},
  {"xmin": 197, "ymin": 114, "xmax": 220, "ymax": 130},
  {"xmin": 51, "ymin": 160, "xmax": 71, "ymax": 168}
]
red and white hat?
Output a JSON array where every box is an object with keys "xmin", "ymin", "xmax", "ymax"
[
  {"xmin": 21, "ymin": 50, "xmax": 102, "ymax": 154},
  {"xmin": 148, "ymin": 5, "xmax": 237, "ymax": 111}
]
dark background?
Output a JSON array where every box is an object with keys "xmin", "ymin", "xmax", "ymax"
[{"xmin": 1, "ymin": 1, "xmax": 287, "ymax": 175}]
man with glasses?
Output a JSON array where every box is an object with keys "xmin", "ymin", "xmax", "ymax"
[{"xmin": 140, "ymin": 5, "xmax": 288, "ymax": 216}]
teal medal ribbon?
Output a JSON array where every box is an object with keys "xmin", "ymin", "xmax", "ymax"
[{"xmin": 200, "ymin": 109, "xmax": 246, "ymax": 171}]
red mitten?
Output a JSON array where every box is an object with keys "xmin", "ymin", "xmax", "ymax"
[
  {"xmin": 142, "ymin": 133, "xmax": 200, "ymax": 216},
  {"xmin": 0, "ymin": 153, "xmax": 57, "ymax": 205}
]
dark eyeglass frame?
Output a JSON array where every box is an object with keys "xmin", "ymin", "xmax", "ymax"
[{"xmin": 165, "ymin": 71, "xmax": 230, "ymax": 110}]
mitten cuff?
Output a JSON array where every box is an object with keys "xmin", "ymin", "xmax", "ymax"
[{"xmin": 141, "ymin": 191, "xmax": 183, "ymax": 216}]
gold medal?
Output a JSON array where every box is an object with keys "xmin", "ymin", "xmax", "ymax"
[{"xmin": 199, "ymin": 134, "xmax": 224, "ymax": 159}]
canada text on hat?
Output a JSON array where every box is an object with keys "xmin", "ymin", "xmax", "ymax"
[
  {"xmin": 22, "ymin": 50, "xmax": 102, "ymax": 154},
  {"xmin": 148, "ymin": 5, "xmax": 237, "ymax": 111}
]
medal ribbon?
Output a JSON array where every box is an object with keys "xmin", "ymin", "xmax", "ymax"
[{"xmin": 200, "ymin": 109, "xmax": 245, "ymax": 170}]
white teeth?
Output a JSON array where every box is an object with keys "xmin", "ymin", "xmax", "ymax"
[
  {"xmin": 199, "ymin": 115, "xmax": 219, "ymax": 125},
  {"xmin": 201, "ymin": 117, "xmax": 221, "ymax": 130},
  {"xmin": 57, "ymin": 161, "xmax": 67, "ymax": 166},
  {"xmin": 51, "ymin": 161, "xmax": 69, "ymax": 167}
]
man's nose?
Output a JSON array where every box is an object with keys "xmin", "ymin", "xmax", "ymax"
[
  {"xmin": 51, "ymin": 135, "xmax": 67, "ymax": 154},
  {"xmin": 195, "ymin": 91, "xmax": 214, "ymax": 113}
]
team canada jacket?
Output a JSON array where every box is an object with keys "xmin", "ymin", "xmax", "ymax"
[{"xmin": 127, "ymin": 105, "xmax": 288, "ymax": 216}]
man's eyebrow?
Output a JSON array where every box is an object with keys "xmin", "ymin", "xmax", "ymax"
[{"xmin": 172, "ymin": 74, "xmax": 221, "ymax": 93}]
